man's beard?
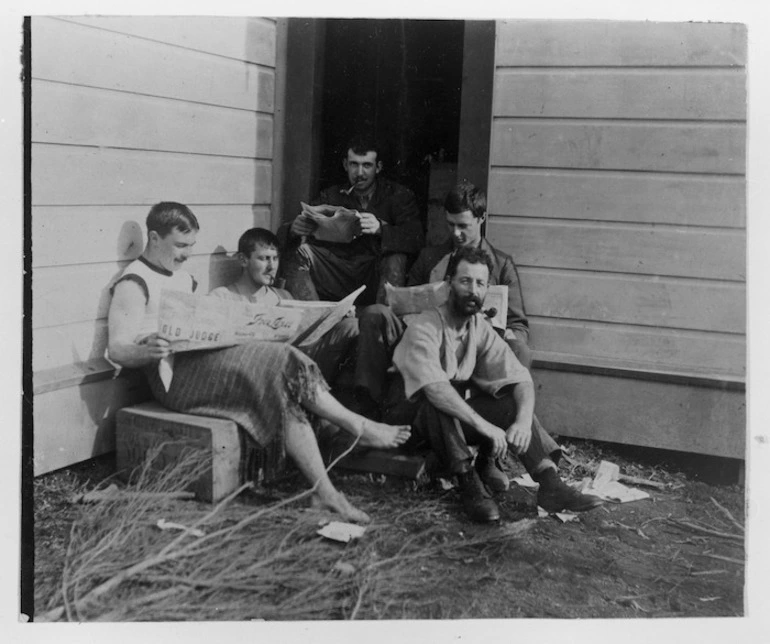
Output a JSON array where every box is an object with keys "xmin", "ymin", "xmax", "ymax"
[{"xmin": 450, "ymin": 293, "xmax": 483, "ymax": 317}]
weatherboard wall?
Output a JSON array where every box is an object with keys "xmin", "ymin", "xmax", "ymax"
[
  {"xmin": 487, "ymin": 20, "xmax": 746, "ymax": 458},
  {"xmin": 32, "ymin": 16, "xmax": 281, "ymax": 474}
]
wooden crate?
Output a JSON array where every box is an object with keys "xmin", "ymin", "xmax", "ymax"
[{"xmin": 115, "ymin": 402, "xmax": 283, "ymax": 502}]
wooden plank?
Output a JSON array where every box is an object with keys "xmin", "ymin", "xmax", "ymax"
[
  {"xmin": 457, "ymin": 20, "xmax": 495, "ymax": 191},
  {"xmin": 490, "ymin": 119, "xmax": 746, "ymax": 175},
  {"xmin": 487, "ymin": 168, "xmax": 746, "ymax": 228},
  {"xmin": 529, "ymin": 317, "xmax": 746, "ymax": 379},
  {"xmin": 32, "ymin": 17, "xmax": 275, "ymax": 112},
  {"xmin": 280, "ymin": 18, "xmax": 325, "ymax": 227},
  {"xmin": 532, "ymin": 350, "xmax": 745, "ymax": 390},
  {"xmin": 33, "ymin": 80, "xmax": 274, "ymax": 159},
  {"xmin": 31, "ymin": 145, "xmax": 272, "ymax": 206},
  {"xmin": 488, "ymin": 218, "xmax": 746, "ymax": 281},
  {"xmin": 493, "ymin": 68, "xmax": 745, "ymax": 121},
  {"xmin": 33, "ymin": 373, "xmax": 151, "ymax": 476},
  {"xmin": 520, "ymin": 268, "xmax": 745, "ymax": 334},
  {"xmin": 32, "ymin": 205, "xmax": 271, "ymax": 268},
  {"xmin": 61, "ymin": 16, "xmax": 277, "ymax": 67},
  {"xmin": 33, "ymin": 357, "xmax": 117, "ymax": 395},
  {"xmin": 33, "ymin": 253, "xmax": 241, "ymax": 329},
  {"xmin": 33, "ymin": 320, "xmax": 110, "ymax": 373},
  {"xmin": 269, "ymin": 18, "xmax": 288, "ymax": 233},
  {"xmin": 337, "ymin": 449, "xmax": 429, "ymax": 480},
  {"xmin": 531, "ymin": 368, "xmax": 746, "ymax": 459},
  {"xmin": 496, "ymin": 20, "xmax": 747, "ymax": 67}
]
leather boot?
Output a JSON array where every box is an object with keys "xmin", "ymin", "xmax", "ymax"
[
  {"xmin": 535, "ymin": 467, "xmax": 604, "ymax": 513},
  {"xmin": 457, "ymin": 469, "xmax": 500, "ymax": 523},
  {"xmin": 475, "ymin": 453, "xmax": 510, "ymax": 493}
]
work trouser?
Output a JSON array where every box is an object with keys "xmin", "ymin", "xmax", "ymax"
[
  {"xmin": 382, "ymin": 377, "xmax": 561, "ymax": 475},
  {"xmin": 281, "ymin": 242, "xmax": 407, "ymax": 306},
  {"xmin": 300, "ymin": 316, "xmax": 359, "ymax": 386}
]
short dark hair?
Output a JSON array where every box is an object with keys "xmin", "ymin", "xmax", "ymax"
[
  {"xmin": 345, "ymin": 134, "xmax": 381, "ymax": 162},
  {"xmin": 237, "ymin": 227, "xmax": 280, "ymax": 257},
  {"xmin": 446, "ymin": 246, "xmax": 494, "ymax": 281},
  {"xmin": 444, "ymin": 180, "xmax": 486, "ymax": 219},
  {"xmin": 146, "ymin": 202, "xmax": 199, "ymax": 237}
]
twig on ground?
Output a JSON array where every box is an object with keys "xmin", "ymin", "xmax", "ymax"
[
  {"xmin": 690, "ymin": 569, "xmax": 727, "ymax": 576},
  {"xmin": 697, "ymin": 553, "xmax": 745, "ymax": 566},
  {"xmin": 71, "ymin": 488, "xmax": 196, "ymax": 504},
  {"xmin": 618, "ymin": 475, "xmax": 667, "ymax": 490},
  {"xmin": 709, "ymin": 497, "xmax": 744, "ymax": 533},
  {"xmin": 666, "ymin": 519, "xmax": 744, "ymax": 543}
]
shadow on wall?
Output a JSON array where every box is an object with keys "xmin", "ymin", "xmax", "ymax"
[
  {"xmin": 77, "ymin": 218, "xmax": 149, "ymax": 460},
  {"xmin": 208, "ymin": 244, "xmax": 241, "ymax": 294},
  {"xmin": 85, "ymin": 219, "xmax": 145, "ymax": 364}
]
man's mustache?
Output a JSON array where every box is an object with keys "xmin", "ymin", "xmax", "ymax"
[{"xmin": 460, "ymin": 295, "xmax": 484, "ymax": 309}]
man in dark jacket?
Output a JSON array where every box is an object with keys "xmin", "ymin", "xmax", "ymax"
[
  {"xmin": 281, "ymin": 135, "xmax": 424, "ymax": 306},
  {"xmin": 355, "ymin": 180, "xmax": 533, "ymax": 408}
]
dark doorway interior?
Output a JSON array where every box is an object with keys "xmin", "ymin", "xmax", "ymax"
[{"xmin": 318, "ymin": 19, "xmax": 465, "ymax": 222}]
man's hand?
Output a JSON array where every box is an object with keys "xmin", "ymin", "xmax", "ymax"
[
  {"xmin": 136, "ymin": 333, "xmax": 172, "ymax": 361},
  {"xmin": 290, "ymin": 214, "xmax": 317, "ymax": 237},
  {"xmin": 475, "ymin": 419, "xmax": 508, "ymax": 459},
  {"xmin": 506, "ymin": 419, "xmax": 532, "ymax": 455},
  {"xmin": 356, "ymin": 211, "xmax": 382, "ymax": 235}
]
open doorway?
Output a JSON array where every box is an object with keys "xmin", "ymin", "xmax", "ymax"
[
  {"xmin": 318, "ymin": 19, "xmax": 465, "ymax": 230},
  {"xmin": 279, "ymin": 18, "xmax": 494, "ymax": 241}
]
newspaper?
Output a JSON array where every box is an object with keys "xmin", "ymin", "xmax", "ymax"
[
  {"xmin": 281, "ymin": 285, "xmax": 364, "ymax": 348},
  {"xmin": 385, "ymin": 281, "xmax": 508, "ymax": 330},
  {"xmin": 157, "ymin": 285, "xmax": 365, "ymax": 353},
  {"xmin": 297, "ymin": 202, "xmax": 361, "ymax": 243},
  {"xmin": 385, "ymin": 281, "xmax": 449, "ymax": 316},
  {"xmin": 157, "ymin": 289, "xmax": 303, "ymax": 352}
]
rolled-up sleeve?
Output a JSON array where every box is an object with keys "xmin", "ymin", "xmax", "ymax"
[
  {"xmin": 392, "ymin": 313, "xmax": 450, "ymax": 400},
  {"xmin": 472, "ymin": 318, "xmax": 532, "ymax": 397}
]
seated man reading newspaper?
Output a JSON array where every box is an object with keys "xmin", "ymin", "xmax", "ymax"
[
  {"xmin": 209, "ymin": 227, "xmax": 357, "ymax": 387},
  {"xmin": 107, "ymin": 202, "xmax": 410, "ymax": 524},
  {"xmin": 383, "ymin": 247, "xmax": 604, "ymax": 523},
  {"xmin": 280, "ymin": 135, "xmax": 424, "ymax": 306},
  {"xmin": 355, "ymin": 181, "xmax": 531, "ymax": 413}
]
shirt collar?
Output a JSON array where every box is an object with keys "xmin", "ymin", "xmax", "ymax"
[{"xmin": 138, "ymin": 254, "xmax": 173, "ymax": 276}]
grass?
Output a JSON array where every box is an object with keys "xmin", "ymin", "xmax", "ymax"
[{"xmin": 31, "ymin": 437, "xmax": 746, "ymax": 621}]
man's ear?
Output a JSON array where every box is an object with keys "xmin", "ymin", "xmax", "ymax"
[
  {"xmin": 479, "ymin": 211, "xmax": 487, "ymax": 225},
  {"xmin": 236, "ymin": 251, "xmax": 248, "ymax": 267},
  {"xmin": 147, "ymin": 230, "xmax": 160, "ymax": 245},
  {"xmin": 342, "ymin": 157, "xmax": 349, "ymax": 172},
  {"xmin": 376, "ymin": 161, "xmax": 383, "ymax": 174}
]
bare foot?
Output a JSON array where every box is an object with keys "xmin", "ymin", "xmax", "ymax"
[
  {"xmin": 312, "ymin": 492, "xmax": 371, "ymax": 524},
  {"xmin": 356, "ymin": 420, "xmax": 411, "ymax": 449}
]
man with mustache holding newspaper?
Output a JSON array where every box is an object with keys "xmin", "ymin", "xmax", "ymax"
[{"xmin": 280, "ymin": 134, "xmax": 424, "ymax": 306}]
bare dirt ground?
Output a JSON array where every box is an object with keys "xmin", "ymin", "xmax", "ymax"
[{"xmin": 32, "ymin": 438, "xmax": 745, "ymax": 621}]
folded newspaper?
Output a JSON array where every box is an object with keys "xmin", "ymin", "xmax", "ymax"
[
  {"xmin": 297, "ymin": 202, "xmax": 361, "ymax": 243},
  {"xmin": 384, "ymin": 281, "xmax": 508, "ymax": 330},
  {"xmin": 157, "ymin": 285, "xmax": 365, "ymax": 352}
]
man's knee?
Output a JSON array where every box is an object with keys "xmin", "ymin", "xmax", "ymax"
[
  {"xmin": 333, "ymin": 315, "xmax": 359, "ymax": 341},
  {"xmin": 378, "ymin": 253, "xmax": 408, "ymax": 287},
  {"xmin": 359, "ymin": 304, "xmax": 403, "ymax": 341},
  {"xmin": 360, "ymin": 303, "xmax": 395, "ymax": 327}
]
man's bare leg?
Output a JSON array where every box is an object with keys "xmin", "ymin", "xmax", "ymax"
[
  {"xmin": 284, "ymin": 416, "xmax": 371, "ymax": 524},
  {"xmin": 302, "ymin": 388, "xmax": 411, "ymax": 449}
]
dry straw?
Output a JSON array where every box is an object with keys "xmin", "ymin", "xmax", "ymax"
[{"xmin": 37, "ymin": 440, "xmax": 535, "ymax": 622}]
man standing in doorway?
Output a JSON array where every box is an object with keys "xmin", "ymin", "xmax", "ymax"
[{"xmin": 280, "ymin": 135, "xmax": 424, "ymax": 306}]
